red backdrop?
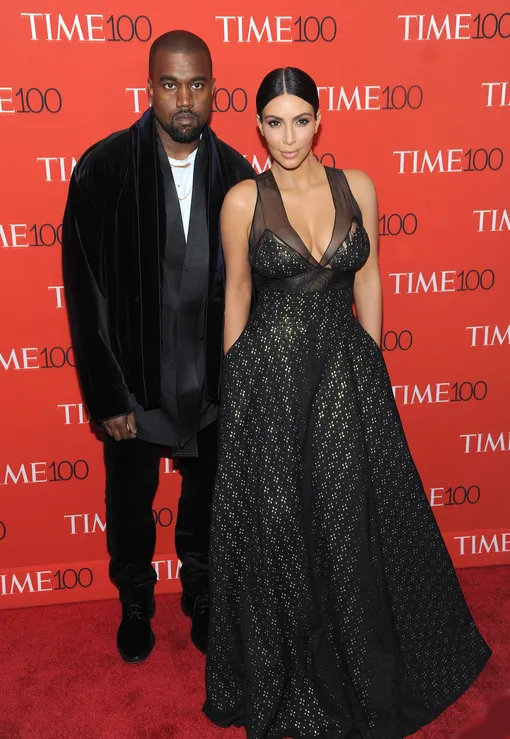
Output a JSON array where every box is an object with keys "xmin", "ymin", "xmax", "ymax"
[{"xmin": 1, "ymin": 1, "xmax": 509, "ymax": 609}]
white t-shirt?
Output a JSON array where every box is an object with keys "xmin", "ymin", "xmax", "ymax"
[{"xmin": 168, "ymin": 147, "xmax": 198, "ymax": 241}]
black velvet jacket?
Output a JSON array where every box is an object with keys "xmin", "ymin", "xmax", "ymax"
[{"xmin": 62, "ymin": 108, "xmax": 254, "ymax": 422}]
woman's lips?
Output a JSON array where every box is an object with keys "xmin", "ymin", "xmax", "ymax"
[{"xmin": 281, "ymin": 150, "xmax": 299, "ymax": 159}]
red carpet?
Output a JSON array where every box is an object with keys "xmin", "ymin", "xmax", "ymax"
[{"xmin": 0, "ymin": 566, "xmax": 508, "ymax": 739}]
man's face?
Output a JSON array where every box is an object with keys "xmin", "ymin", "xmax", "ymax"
[{"xmin": 148, "ymin": 49, "xmax": 214, "ymax": 143}]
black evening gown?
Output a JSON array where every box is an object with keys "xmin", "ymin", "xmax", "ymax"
[{"xmin": 203, "ymin": 168, "xmax": 491, "ymax": 739}]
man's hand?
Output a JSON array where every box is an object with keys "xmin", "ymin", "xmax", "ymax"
[{"xmin": 102, "ymin": 411, "xmax": 137, "ymax": 442}]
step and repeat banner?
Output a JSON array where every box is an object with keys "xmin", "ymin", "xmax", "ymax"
[{"xmin": 0, "ymin": 1, "xmax": 509, "ymax": 608}]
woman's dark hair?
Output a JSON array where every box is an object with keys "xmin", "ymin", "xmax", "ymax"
[{"xmin": 256, "ymin": 67, "xmax": 319, "ymax": 117}]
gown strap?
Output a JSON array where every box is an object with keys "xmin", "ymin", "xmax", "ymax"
[
  {"xmin": 328, "ymin": 169, "xmax": 364, "ymax": 227},
  {"xmin": 248, "ymin": 169, "xmax": 312, "ymax": 261},
  {"xmin": 248, "ymin": 172, "xmax": 267, "ymax": 252}
]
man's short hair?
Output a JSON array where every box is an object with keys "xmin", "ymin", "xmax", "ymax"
[{"xmin": 149, "ymin": 30, "xmax": 213, "ymax": 77}]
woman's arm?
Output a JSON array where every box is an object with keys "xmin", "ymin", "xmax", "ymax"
[
  {"xmin": 220, "ymin": 179, "xmax": 257, "ymax": 354},
  {"xmin": 344, "ymin": 169, "xmax": 382, "ymax": 347}
]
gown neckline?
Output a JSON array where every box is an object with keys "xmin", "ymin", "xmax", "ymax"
[{"xmin": 267, "ymin": 167, "xmax": 341, "ymax": 267}]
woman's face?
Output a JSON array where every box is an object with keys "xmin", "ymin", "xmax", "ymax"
[{"xmin": 257, "ymin": 93, "xmax": 321, "ymax": 170}]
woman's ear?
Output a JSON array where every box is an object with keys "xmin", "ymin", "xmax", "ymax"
[
  {"xmin": 256, "ymin": 114, "xmax": 265, "ymax": 138},
  {"xmin": 314, "ymin": 109, "xmax": 322, "ymax": 134}
]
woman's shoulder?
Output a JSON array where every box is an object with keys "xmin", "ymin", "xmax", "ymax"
[
  {"xmin": 333, "ymin": 168, "xmax": 377, "ymax": 209},
  {"xmin": 338, "ymin": 168, "xmax": 376, "ymax": 195},
  {"xmin": 222, "ymin": 178, "xmax": 258, "ymax": 216}
]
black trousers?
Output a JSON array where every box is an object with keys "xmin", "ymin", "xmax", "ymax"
[{"xmin": 104, "ymin": 421, "xmax": 218, "ymax": 604}]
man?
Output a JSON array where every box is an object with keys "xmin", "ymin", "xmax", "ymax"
[{"xmin": 62, "ymin": 30, "xmax": 254, "ymax": 664}]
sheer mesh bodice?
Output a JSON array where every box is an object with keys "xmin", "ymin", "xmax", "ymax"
[
  {"xmin": 204, "ymin": 168, "xmax": 490, "ymax": 739},
  {"xmin": 249, "ymin": 167, "xmax": 362, "ymax": 266},
  {"xmin": 247, "ymin": 168, "xmax": 369, "ymax": 296}
]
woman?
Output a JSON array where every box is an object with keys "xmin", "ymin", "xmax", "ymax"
[{"xmin": 203, "ymin": 67, "xmax": 490, "ymax": 739}]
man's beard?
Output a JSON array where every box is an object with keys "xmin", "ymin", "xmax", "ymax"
[{"xmin": 159, "ymin": 112, "xmax": 203, "ymax": 143}]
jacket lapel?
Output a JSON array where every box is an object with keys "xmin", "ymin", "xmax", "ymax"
[
  {"xmin": 176, "ymin": 138, "xmax": 210, "ymax": 442},
  {"xmin": 203, "ymin": 126, "xmax": 228, "ymax": 403},
  {"xmin": 132, "ymin": 108, "xmax": 164, "ymax": 406}
]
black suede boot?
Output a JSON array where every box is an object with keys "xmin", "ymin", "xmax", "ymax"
[{"xmin": 181, "ymin": 593, "xmax": 194, "ymax": 618}]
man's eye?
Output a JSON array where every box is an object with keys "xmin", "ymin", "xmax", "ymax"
[
  {"xmin": 192, "ymin": 83, "xmax": 204, "ymax": 90},
  {"xmin": 164, "ymin": 83, "xmax": 176, "ymax": 90}
]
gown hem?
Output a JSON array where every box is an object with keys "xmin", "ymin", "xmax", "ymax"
[{"xmin": 202, "ymin": 644, "xmax": 491, "ymax": 739}]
